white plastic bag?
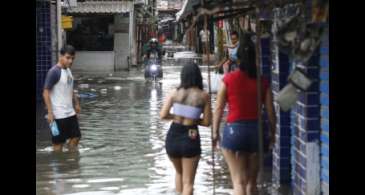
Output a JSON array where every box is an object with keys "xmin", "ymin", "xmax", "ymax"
[
  {"xmin": 275, "ymin": 83, "xmax": 299, "ymax": 112},
  {"xmin": 210, "ymin": 72, "xmax": 223, "ymax": 93},
  {"xmin": 276, "ymin": 68, "xmax": 313, "ymax": 112}
]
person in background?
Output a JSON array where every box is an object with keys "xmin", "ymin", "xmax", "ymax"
[
  {"xmin": 43, "ymin": 45, "xmax": 81, "ymax": 152},
  {"xmin": 215, "ymin": 31, "xmax": 240, "ymax": 74},
  {"xmin": 143, "ymin": 38, "xmax": 164, "ymax": 62},
  {"xmin": 159, "ymin": 33, "xmax": 167, "ymax": 44},
  {"xmin": 160, "ymin": 63, "xmax": 212, "ymax": 195},
  {"xmin": 212, "ymin": 33, "xmax": 276, "ymax": 195}
]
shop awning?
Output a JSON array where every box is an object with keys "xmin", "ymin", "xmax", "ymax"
[
  {"xmin": 176, "ymin": 0, "xmax": 200, "ymax": 22},
  {"xmin": 66, "ymin": 1, "xmax": 132, "ymax": 14},
  {"xmin": 176, "ymin": 0, "xmax": 304, "ymax": 22}
]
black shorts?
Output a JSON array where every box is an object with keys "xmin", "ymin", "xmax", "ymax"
[
  {"xmin": 52, "ymin": 115, "xmax": 81, "ymax": 144},
  {"xmin": 165, "ymin": 122, "xmax": 201, "ymax": 158}
]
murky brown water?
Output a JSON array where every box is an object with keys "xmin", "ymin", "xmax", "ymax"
[{"xmin": 36, "ymin": 64, "xmax": 290, "ymax": 195}]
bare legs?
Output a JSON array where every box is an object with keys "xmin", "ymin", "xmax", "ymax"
[
  {"xmin": 52, "ymin": 137, "xmax": 80, "ymax": 152},
  {"xmin": 52, "ymin": 144, "xmax": 63, "ymax": 152},
  {"xmin": 246, "ymin": 153, "xmax": 259, "ymax": 195},
  {"xmin": 169, "ymin": 156, "xmax": 200, "ymax": 195},
  {"xmin": 169, "ymin": 157, "xmax": 183, "ymax": 193},
  {"xmin": 67, "ymin": 137, "xmax": 80, "ymax": 152},
  {"xmin": 222, "ymin": 149, "xmax": 249, "ymax": 195}
]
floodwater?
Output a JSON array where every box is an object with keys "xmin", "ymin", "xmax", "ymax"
[{"xmin": 36, "ymin": 63, "xmax": 291, "ymax": 195}]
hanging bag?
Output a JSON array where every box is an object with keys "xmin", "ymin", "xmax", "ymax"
[{"xmin": 210, "ymin": 70, "xmax": 223, "ymax": 93}]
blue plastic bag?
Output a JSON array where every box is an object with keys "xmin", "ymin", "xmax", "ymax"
[{"xmin": 50, "ymin": 121, "xmax": 60, "ymax": 136}]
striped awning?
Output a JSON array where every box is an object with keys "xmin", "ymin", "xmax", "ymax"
[{"xmin": 66, "ymin": 1, "xmax": 132, "ymax": 14}]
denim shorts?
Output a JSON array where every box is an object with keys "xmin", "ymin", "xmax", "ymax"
[{"xmin": 220, "ymin": 120, "xmax": 258, "ymax": 153}]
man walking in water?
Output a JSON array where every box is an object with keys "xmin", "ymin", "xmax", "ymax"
[{"xmin": 43, "ymin": 45, "xmax": 81, "ymax": 152}]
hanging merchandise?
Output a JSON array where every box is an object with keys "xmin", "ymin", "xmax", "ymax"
[
  {"xmin": 217, "ymin": 28, "xmax": 224, "ymax": 60},
  {"xmin": 210, "ymin": 71, "xmax": 223, "ymax": 93},
  {"xmin": 224, "ymin": 20, "xmax": 231, "ymax": 45},
  {"xmin": 275, "ymin": 68, "xmax": 313, "ymax": 111},
  {"xmin": 275, "ymin": 83, "xmax": 299, "ymax": 112},
  {"xmin": 288, "ymin": 68, "xmax": 313, "ymax": 91},
  {"xmin": 273, "ymin": 4, "xmax": 320, "ymax": 111},
  {"xmin": 275, "ymin": 12, "xmax": 303, "ymax": 55},
  {"xmin": 292, "ymin": 23, "xmax": 324, "ymax": 64},
  {"xmin": 274, "ymin": 3, "xmax": 325, "ymax": 66}
]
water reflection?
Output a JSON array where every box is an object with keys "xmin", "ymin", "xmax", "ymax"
[{"xmin": 36, "ymin": 151, "xmax": 81, "ymax": 195}]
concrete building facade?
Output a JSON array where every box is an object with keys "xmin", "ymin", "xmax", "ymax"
[{"xmin": 64, "ymin": 0, "xmax": 136, "ymax": 72}]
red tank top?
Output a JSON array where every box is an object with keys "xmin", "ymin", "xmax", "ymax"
[{"xmin": 223, "ymin": 70, "xmax": 270, "ymax": 122}]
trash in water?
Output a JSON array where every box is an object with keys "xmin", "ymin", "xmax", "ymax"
[
  {"xmin": 37, "ymin": 146, "xmax": 54, "ymax": 153},
  {"xmin": 106, "ymin": 77, "xmax": 123, "ymax": 81},
  {"xmin": 79, "ymin": 84, "xmax": 89, "ymax": 89},
  {"xmin": 114, "ymin": 86, "xmax": 122, "ymax": 90},
  {"xmin": 100, "ymin": 89, "xmax": 107, "ymax": 94},
  {"xmin": 90, "ymin": 89, "xmax": 96, "ymax": 92},
  {"xmin": 78, "ymin": 92, "xmax": 97, "ymax": 99}
]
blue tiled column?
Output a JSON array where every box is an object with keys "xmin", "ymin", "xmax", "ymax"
[
  {"xmin": 319, "ymin": 26, "xmax": 329, "ymax": 195},
  {"xmin": 271, "ymin": 46, "xmax": 292, "ymax": 184},
  {"xmin": 36, "ymin": 1, "xmax": 52, "ymax": 102},
  {"xmin": 290, "ymin": 46, "xmax": 322, "ymax": 195},
  {"xmin": 261, "ymin": 37, "xmax": 272, "ymax": 78},
  {"xmin": 261, "ymin": 37, "xmax": 273, "ymax": 168},
  {"xmin": 261, "ymin": 37, "xmax": 273, "ymax": 167}
]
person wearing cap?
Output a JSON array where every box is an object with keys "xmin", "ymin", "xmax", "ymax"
[{"xmin": 143, "ymin": 38, "xmax": 164, "ymax": 65}]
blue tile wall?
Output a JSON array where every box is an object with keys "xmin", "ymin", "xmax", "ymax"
[
  {"xmin": 260, "ymin": 37, "xmax": 274, "ymax": 167},
  {"xmin": 271, "ymin": 44, "xmax": 292, "ymax": 184},
  {"xmin": 298, "ymin": 92, "xmax": 320, "ymax": 105},
  {"xmin": 36, "ymin": 1, "xmax": 52, "ymax": 102},
  {"xmin": 290, "ymin": 35, "xmax": 322, "ymax": 195},
  {"xmin": 319, "ymin": 25, "xmax": 329, "ymax": 195},
  {"xmin": 261, "ymin": 37, "xmax": 272, "ymax": 78},
  {"xmin": 290, "ymin": 22, "xmax": 329, "ymax": 195}
]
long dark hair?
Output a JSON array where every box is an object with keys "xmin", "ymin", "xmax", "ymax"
[
  {"xmin": 178, "ymin": 63, "xmax": 203, "ymax": 90},
  {"xmin": 237, "ymin": 31, "xmax": 257, "ymax": 78}
]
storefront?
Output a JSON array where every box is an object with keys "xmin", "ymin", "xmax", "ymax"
[{"xmin": 64, "ymin": 0, "xmax": 135, "ymax": 72}]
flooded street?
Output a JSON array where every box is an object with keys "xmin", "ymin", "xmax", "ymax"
[{"xmin": 36, "ymin": 64, "xmax": 289, "ymax": 195}]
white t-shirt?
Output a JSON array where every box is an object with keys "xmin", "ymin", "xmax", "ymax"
[
  {"xmin": 44, "ymin": 65, "xmax": 76, "ymax": 119},
  {"xmin": 199, "ymin": 30, "xmax": 210, "ymax": 42}
]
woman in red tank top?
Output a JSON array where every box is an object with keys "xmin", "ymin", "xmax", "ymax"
[{"xmin": 212, "ymin": 32, "xmax": 277, "ymax": 195}]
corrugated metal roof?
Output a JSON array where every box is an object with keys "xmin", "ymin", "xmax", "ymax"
[{"xmin": 66, "ymin": 1, "xmax": 132, "ymax": 14}]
